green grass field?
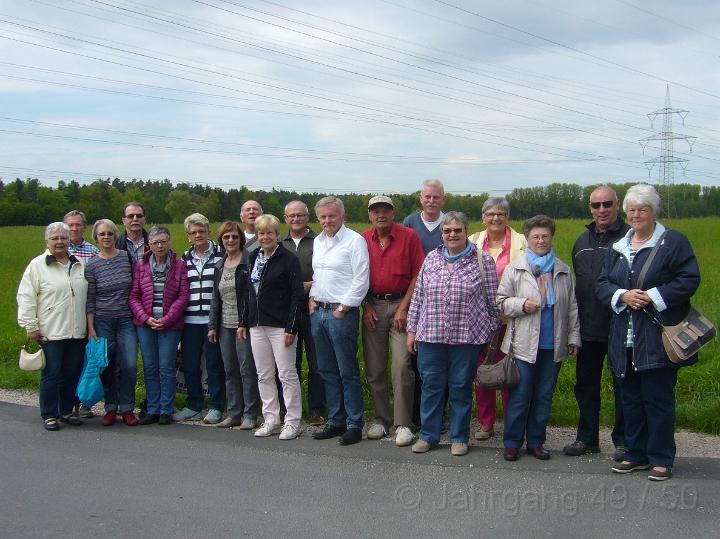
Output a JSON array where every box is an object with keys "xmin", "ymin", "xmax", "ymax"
[{"xmin": 2, "ymin": 218, "xmax": 718, "ymax": 433}]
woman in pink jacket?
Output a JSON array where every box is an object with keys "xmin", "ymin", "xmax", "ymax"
[{"xmin": 129, "ymin": 226, "xmax": 189, "ymax": 425}]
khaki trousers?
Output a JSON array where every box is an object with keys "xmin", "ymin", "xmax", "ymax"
[{"xmin": 362, "ymin": 299, "xmax": 415, "ymax": 429}]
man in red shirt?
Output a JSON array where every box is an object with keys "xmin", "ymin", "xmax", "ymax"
[{"xmin": 361, "ymin": 196, "xmax": 425, "ymax": 447}]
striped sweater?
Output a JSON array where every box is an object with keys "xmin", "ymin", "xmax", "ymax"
[{"xmin": 182, "ymin": 241, "xmax": 224, "ymax": 324}]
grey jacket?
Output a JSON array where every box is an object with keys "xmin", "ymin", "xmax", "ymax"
[{"xmin": 497, "ymin": 254, "xmax": 581, "ymax": 363}]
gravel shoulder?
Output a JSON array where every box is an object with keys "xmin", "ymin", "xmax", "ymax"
[{"xmin": 3, "ymin": 388, "xmax": 718, "ymax": 459}]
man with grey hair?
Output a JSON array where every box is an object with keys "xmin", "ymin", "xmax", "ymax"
[
  {"xmin": 240, "ymin": 200, "xmax": 263, "ymax": 255},
  {"xmin": 64, "ymin": 210, "xmax": 99, "ymax": 262},
  {"xmin": 563, "ymin": 185, "xmax": 629, "ymax": 460},
  {"xmin": 309, "ymin": 196, "xmax": 369, "ymax": 445},
  {"xmin": 282, "ymin": 200, "xmax": 326, "ymax": 425},
  {"xmin": 402, "ymin": 179, "xmax": 447, "ymax": 255}
]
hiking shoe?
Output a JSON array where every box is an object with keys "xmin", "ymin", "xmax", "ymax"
[{"xmin": 563, "ymin": 440, "xmax": 600, "ymax": 456}]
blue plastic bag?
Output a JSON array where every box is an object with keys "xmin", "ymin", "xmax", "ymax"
[{"xmin": 76, "ymin": 337, "xmax": 109, "ymax": 407}]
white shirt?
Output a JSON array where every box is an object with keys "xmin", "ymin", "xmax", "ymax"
[
  {"xmin": 421, "ymin": 211, "xmax": 444, "ymax": 231},
  {"xmin": 310, "ymin": 225, "xmax": 369, "ymax": 307}
]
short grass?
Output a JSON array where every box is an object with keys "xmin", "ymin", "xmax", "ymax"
[{"xmin": 2, "ymin": 219, "xmax": 718, "ymax": 433}]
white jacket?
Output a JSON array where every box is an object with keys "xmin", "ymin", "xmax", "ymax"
[
  {"xmin": 17, "ymin": 251, "xmax": 88, "ymax": 340},
  {"xmin": 497, "ymin": 254, "xmax": 580, "ymax": 363}
]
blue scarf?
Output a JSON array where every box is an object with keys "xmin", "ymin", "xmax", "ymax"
[
  {"xmin": 526, "ymin": 248, "xmax": 555, "ymax": 307},
  {"xmin": 442, "ymin": 241, "xmax": 475, "ymax": 263}
]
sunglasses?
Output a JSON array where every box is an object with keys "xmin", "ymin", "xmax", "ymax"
[
  {"xmin": 590, "ymin": 201, "xmax": 614, "ymax": 209},
  {"xmin": 125, "ymin": 213, "xmax": 144, "ymax": 219}
]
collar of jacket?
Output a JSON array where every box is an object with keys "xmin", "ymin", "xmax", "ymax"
[
  {"xmin": 142, "ymin": 248, "xmax": 177, "ymax": 265},
  {"xmin": 281, "ymin": 227, "xmax": 316, "ymax": 242},
  {"xmin": 249, "ymin": 242, "xmax": 287, "ymax": 266},
  {"xmin": 45, "ymin": 252, "xmax": 80, "ymax": 266},
  {"xmin": 182, "ymin": 240, "xmax": 220, "ymax": 261},
  {"xmin": 612, "ymin": 221, "xmax": 666, "ymax": 260},
  {"xmin": 585, "ymin": 216, "xmax": 627, "ymax": 235}
]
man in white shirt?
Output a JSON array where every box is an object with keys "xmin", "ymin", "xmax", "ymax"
[
  {"xmin": 309, "ymin": 196, "xmax": 369, "ymax": 445},
  {"xmin": 240, "ymin": 200, "xmax": 263, "ymax": 256}
]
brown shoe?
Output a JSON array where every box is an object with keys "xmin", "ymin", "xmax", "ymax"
[
  {"xmin": 215, "ymin": 416, "xmax": 243, "ymax": 428},
  {"xmin": 474, "ymin": 425, "xmax": 493, "ymax": 441},
  {"xmin": 451, "ymin": 443, "xmax": 469, "ymax": 456}
]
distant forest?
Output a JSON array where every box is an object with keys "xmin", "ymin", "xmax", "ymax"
[{"xmin": 1, "ymin": 177, "xmax": 719, "ymax": 226}]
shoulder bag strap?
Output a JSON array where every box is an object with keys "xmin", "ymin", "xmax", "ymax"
[{"xmin": 636, "ymin": 230, "xmax": 668, "ymax": 290}]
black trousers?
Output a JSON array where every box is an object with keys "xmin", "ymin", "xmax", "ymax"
[{"xmin": 573, "ymin": 340, "xmax": 624, "ymax": 447}]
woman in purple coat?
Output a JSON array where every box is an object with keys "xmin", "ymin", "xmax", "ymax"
[{"xmin": 129, "ymin": 226, "xmax": 189, "ymax": 425}]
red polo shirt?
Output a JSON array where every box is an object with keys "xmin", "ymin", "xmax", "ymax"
[{"xmin": 362, "ymin": 223, "xmax": 425, "ymax": 295}]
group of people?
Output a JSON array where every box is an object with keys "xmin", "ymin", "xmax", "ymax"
[{"xmin": 16, "ymin": 180, "xmax": 700, "ymax": 481}]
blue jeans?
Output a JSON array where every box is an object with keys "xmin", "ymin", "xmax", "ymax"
[
  {"xmin": 296, "ymin": 309, "xmax": 325, "ymax": 415},
  {"xmin": 95, "ymin": 316, "xmax": 137, "ymax": 413},
  {"xmin": 310, "ymin": 306, "xmax": 364, "ymax": 430},
  {"xmin": 181, "ymin": 323, "xmax": 226, "ymax": 411},
  {"xmin": 504, "ymin": 349, "xmax": 561, "ymax": 449},
  {"xmin": 39, "ymin": 339, "xmax": 85, "ymax": 420},
  {"xmin": 619, "ymin": 350, "xmax": 678, "ymax": 468},
  {"xmin": 416, "ymin": 342, "xmax": 482, "ymax": 444},
  {"xmin": 136, "ymin": 326, "xmax": 182, "ymax": 415}
]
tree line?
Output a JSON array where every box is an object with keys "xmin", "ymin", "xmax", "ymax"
[{"xmin": 1, "ymin": 177, "xmax": 719, "ymax": 227}]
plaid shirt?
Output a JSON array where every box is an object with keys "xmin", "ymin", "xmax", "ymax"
[
  {"xmin": 407, "ymin": 246, "xmax": 500, "ymax": 345},
  {"xmin": 68, "ymin": 240, "xmax": 99, "ymax": 262}
]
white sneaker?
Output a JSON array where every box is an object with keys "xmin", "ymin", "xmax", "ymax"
[
  {"xmin": 395, "ymin": 426, "xmax": 415, "ymax": 447},
  {"xmin": 254, "ymin": 421, "xmax": 281, "ymax": 437},
  {"xmin": 279, "ymin": 424, "xmax": 300, "ymax": 440},
  {"xmin": 366, "ymin": 423, "xmax": 387, "ymax": 440}
]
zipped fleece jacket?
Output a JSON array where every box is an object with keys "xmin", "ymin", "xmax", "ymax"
[
  {"xmin": 17, "ymin": 251, "xmax": 88, "ymax": 340},
  {"xmin": 247, "ymin": 243, "xmax": 304, "ymax": 334},
  {"xmin": 129, "ymin": 250, "xmax": 189, "ymax": 331}
]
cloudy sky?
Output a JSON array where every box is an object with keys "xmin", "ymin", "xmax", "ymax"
[{"xmin": 1, "ymin": 0, "xmax": 718, "ymax": 194}]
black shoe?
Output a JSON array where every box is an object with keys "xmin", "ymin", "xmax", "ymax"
[
  {"xmin": 527, "ymin": 446, "xmax": 551, "ymax": 460},
  {"xmin": 59, "ymin": 414, "xmax": 83, "ymax": 427},
  {"xmin": 563, "ymin": 440, "xmax": 601, "ymax": 456},
  {"xmin": 139, "ymin": 399, "xmax": 148, "ymax": 420},
  {"xmin": 312, "ymin": 424, "xmax": 347, "ymax": 440},
  {"xmin": 613, "ymin": 445, "xmax": 627, "ymax": 462},
  {"xmin": 159, "ymin": 414, "xmax": 172, "ymax": 425},
  {"xmin": 43, "ymin": 418, "xmax": 60, "ymax": 431},
  {"xmin": 648, "ymin": 467, "xmax": 673, "ymax": 481},
  {"xmin": 138, "ymin": 414, "xmax": 160, "ymax": 425},
  {"xmin": 338, "ymin": 427, "xmax": 363, "ymax": 446},
  {"xmin": 611, "ymin": 461, "xmax": 650, "ymax": 474}
]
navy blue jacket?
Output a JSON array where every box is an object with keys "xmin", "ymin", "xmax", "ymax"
[{"xmin": 596, "ymin": 224, "xmax": 700, "ymax": 377}]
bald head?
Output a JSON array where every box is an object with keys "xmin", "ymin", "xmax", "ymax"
[{"xmin": 589, "ymin": 186, "xmax": 619, "ymax": 232}]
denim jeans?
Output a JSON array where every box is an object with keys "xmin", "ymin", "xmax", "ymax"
[
  {"xmin": 310, "ymin": 306, "xmax": 364, "ymax": 430},
  {"xmin": 619, "ymin": 350, "xmax": 678, "ymax": 468},
  {"xmin": 39, "ymin": 339, "xmax": 85, "ymax": 420},
  {"xmin": 295, "ymin": 309, "xmax": 325, "ymax": 416},
  {"xmin": 416, "ymin": 342, "xmax": 482, "ymax": 444},
  {"xmin": 136, "ymin": 326, "xmax": 182, "ymax": 415},
  {"xmin": 95, "ymin": 316, "xmax": 137, "ymax": 413},
  {"xmin": 181, "ymin": 323, "xmax": 226, "ymax": 411},
  {"xmin": 218, "ymin": 326, "xmax": 260, "ymax": 420},
  {"xmin": 504, "ymin": 349, "xmax": 561, "ymax": 449}
]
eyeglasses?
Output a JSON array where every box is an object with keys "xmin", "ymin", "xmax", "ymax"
[
  {"xmin": 528, "ymin": 234, "xmax": 552, "ymax": 241},
  {"xmin": 97, "ymin": 231, "xmax": 115, "ymax": 237},
  {"xmin": 590, "ymin": 201, "xmax": 614, "ymax": 209},
  {"xmin": 124, "ymin": 213, "xmax": 144, "ymax": 219},
  {"xmin": 285, "ymin": 213, "xmax": 308, "ymax": 220},
  {"xmin": 484, "ymin": 212, "xmax": 507, "ymax": 219},
  {"xmin": 222, "ymin": 234, "xmax": 240, "ymax": 240},
  {"xmin": 150, "ymin": 240, "xmax": 168, "ymax": 246},
  {"xmin": 442, "ymin": 227, "xmax": 464, "ymax": 235}
]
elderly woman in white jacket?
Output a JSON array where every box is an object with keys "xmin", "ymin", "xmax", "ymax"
[
  {"xmin": 497, "ymin": 215, "xmax": 580, "ymax": 462},
  {"xmin": 17, "ymin": 222, "xmax": 88, "ymax": 431}
]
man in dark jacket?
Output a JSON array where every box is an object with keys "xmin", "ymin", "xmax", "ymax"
[
  {"xmin": 116, "ymin": 201, "xmax": 149, "ymax": 264},
  {"xmin": 564, "ymin": 186, "xmax": 629, "ymax": 460},
  {"xmin": 281, "ymin": 201, "xmax": 326, "ymax": 425}
]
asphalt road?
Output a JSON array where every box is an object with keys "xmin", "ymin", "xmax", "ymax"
[{"xmin": 1, "ymin": 401, "xmax": 718, "ymax": 539}]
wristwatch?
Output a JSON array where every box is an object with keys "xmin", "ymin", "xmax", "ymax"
[{"xmin": 336, "ymin": 304, "xmax": 348, "ymax": 313}]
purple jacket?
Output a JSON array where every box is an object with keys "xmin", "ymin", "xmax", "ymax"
[{"xmin": 129, "ymin": 250, "xmax": 189, "ymax": 331}]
